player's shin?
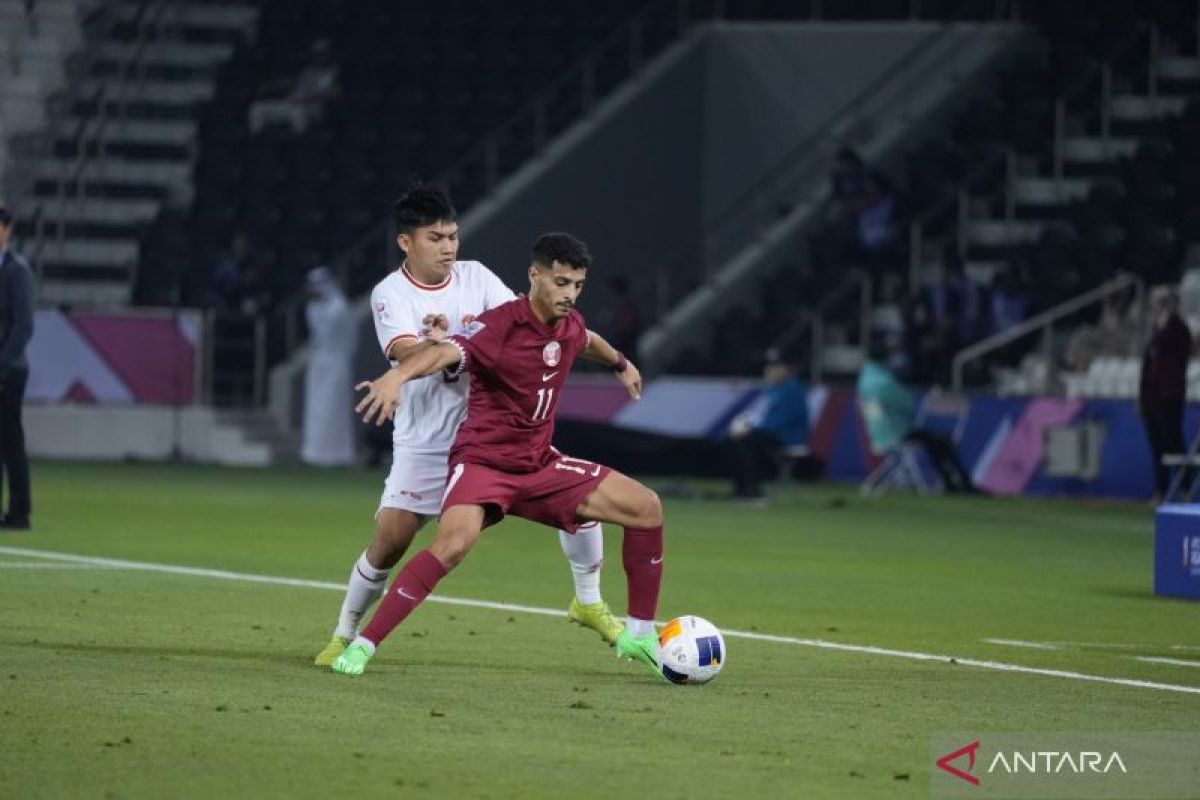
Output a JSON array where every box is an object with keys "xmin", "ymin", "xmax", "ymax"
[
  {"xmin": 559, "ymin": 521, "xmax": 603, "ymax": 604},
  {"xmin": 621, "ymin": 524, "xmax": 663, "ymax": 636},
  {"xmin": 335, "ymin": 552, "xmax": 389, "ymax": 639},
  {"xmin": 357, "ymin": 549, "xmax": 448, "ymax": 647}
]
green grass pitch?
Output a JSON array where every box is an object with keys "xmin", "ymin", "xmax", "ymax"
[{"xmin": 0, "ymin": 462, "xmax": 1196, "ymax": 798}]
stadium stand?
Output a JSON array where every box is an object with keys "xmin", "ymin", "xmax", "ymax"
[{"xmin": 5, "ymin": 1, "xmax": 1200, "ymax": 404}]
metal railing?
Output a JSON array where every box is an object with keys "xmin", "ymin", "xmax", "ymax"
[
  {"xmin": 1051, "ymin": 22, "xmax": 1156, "ymax": 186},
  {"xmin": 54, "ymin": 0, "xmax": 165, "ymax": 267},
  {"xmin": 276, "ymin": 0, "xmax": 1033, "ymax": 367},
  {"xmin": 950, "ymin": 272, "xmax": 1143, "ymax": 393},
  {"xmin": 202, "ymin": 310, "xmax": 266, "ymax": 407},
  {"xmin": 304, "ymin": 0, "xmax": 1017, "ymax": 323},
  {"xmin": 274, "ymin": 0, "xmax": 714, "ymax": 353},
  {"xmin": 771, "ymin": 270, "xmax": 871, "ymax": 384}
]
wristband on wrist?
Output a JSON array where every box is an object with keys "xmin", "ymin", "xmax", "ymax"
[{"xmin": 612, "ymin": 351, "xmax": 628, "ymax": 373}]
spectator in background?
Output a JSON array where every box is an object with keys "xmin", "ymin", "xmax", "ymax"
[
  {"xmin": 987, "ymin": 271, "xmax": 1028, "ymax": 338},
  {"xmin": 857, "ymin": 339, "xmax": 979, "ymax": 494},
  {"xmin": 1178, "ymin": 244, "xmax": 1200, "ymax": 331},
  {"xmin": 726, "ymin": 348, "xmax": 813, "ymax": 502},
  {"xmin": 211, "ymin": 231, "xmax": 271, "ymax": 315},
  {"xmin": 249, "ymin": 38, "xmax": 340, "ymax": 135},
  {"xmin": 830, "ymin": 147, "xmax": 872, "ymax": 220},
  {"xmin": 1063, "ymin": 283, "xmax": 1141, "ymax": 373},
  {"xmin": 1139, "ymin": 285, "xmax": 1192, "ymax": 501},
  {"xmin": 813, "ymin": 147, "xmax": 878, "ymax": 271},
  {"xmin": 899, "ymin": 296, "xmax": 937, "ymax": 385},
  {"xmin": 0, "ymin": 207, "xmax": 33, "ymax": 530},
  {"xmin": 856, "ymin": 173, "xmax": 896, "ymax": 259},
  {"xmin": 301, "ymin": 267, "xmax": 358, "ymax": 466}
]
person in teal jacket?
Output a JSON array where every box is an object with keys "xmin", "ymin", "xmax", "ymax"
[
  {"xmin": 857, "ymin": 342, "xmax": 978, "ymax": 493},
  {"xmin": 728, "ymin": 349, "xmax": 813, "ymax": 500}
]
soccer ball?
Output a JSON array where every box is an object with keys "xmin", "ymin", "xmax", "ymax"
[{"xmin": 657, "ymin": 615, "xmax": 726, "ymax": 684}]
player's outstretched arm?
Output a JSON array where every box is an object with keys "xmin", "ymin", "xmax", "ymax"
[
  {"xmin": 582, "ymin": 329, "xmax": 642, "ymax": 400},
  {"xmin": 355, "ymin": 341, "xmax": 462, "ymax": 425}
]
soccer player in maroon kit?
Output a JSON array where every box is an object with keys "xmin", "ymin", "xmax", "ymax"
[{"xmin": 332, "ymin": 232, "xmax": 665, "ymax": 677}]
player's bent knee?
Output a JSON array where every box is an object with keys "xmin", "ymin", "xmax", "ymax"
[
  {"xmin": 429, "ymin": 528, "xmax": 477, "ymax": 570},
  {"xmin": 633, "ymin": 487, "xmax": 663, "ymax": 528}
]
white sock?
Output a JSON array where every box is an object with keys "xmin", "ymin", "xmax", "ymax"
[
  {"xmin": 626, "ymin": 617, "xmax": 655, "ymax": 637},
  {"xmin": 350, "ymin": 636, "xmax": 376, "ymax": 656},
  {"xmin": 559, "ymin": 521, "xmax": 604, "ymax": 604},
  {"xmin": 334, "ymin": 552, "xmax": 390, "ymax": 640}
]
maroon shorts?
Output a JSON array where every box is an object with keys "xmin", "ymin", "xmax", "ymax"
[{"xmin": 442, "ymin": 453, "xmax": 611, "ymax": 533}]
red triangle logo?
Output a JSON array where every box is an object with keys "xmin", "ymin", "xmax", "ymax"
[{"xmin": 936, "ymin": 739, "xmax": 981, "ymax": 786}]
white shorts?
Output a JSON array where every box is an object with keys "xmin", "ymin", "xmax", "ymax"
[{"xmin": 378, "ymin": 449, "xmax": 450, "ymax": 518}]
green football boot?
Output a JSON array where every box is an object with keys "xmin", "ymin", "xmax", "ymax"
[
  {"xmin": 330, "ymin": 642, "xmax": 374, "ymax": 676},
  {"xmin": 615, "ymin": 627, "xmax": 663, "ymax": 679},
  {"xmin": 568, "ymin": 598, "xmax": 623, "ymax": 645},
  {"xmin": 313, "ymin": 636, "xmax": 350, "ymax": 667}
]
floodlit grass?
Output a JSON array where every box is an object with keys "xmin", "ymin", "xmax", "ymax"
[{"xmin": 0, "ymin": 462, "xmax": 1196, "ymax": 798}]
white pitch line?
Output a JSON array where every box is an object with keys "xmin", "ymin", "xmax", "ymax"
[
  {"xmin": 1048, "ymin": 641, "xmax": 1200, "ymax": 652},
  {"xmin": 2, "ymin": 545, "xmax": 1199, "ymax": 697},
  {"xmin": 0, "ymin": 561, "xmax": 123, "ymax": 569},
  {"xmin": 1134, "ymin": 656, "xmax": 1200, "ymax": 668},
  {"xmin": 983, "ymin": 638, "xmax": 1060, "ymax": 650}
]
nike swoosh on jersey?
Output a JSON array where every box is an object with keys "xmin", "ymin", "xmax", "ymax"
[{"xmin": 542, "ymin": 371, "xmax": 559, "ymax": 382}]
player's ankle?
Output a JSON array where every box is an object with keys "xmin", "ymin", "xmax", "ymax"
[{"xmin": 625, "ymin": 617, "xmax": 655, "ymax": 637}]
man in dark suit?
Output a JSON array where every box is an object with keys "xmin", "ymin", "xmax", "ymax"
[
  {"xmin": 0, "ymin": 207, "xmax": 34, "ymax": 529},
  {"xmin": 1139, "ymin": 285, "xmax": 1192, "ymax": 501}
]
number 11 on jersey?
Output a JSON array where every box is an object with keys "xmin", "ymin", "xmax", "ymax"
[{"xmin": 532, "ymin": 387, "xmax": 555, "ymax": 421}]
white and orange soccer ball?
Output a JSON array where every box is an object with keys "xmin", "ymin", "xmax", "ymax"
[{"xmin": 657, "ymin": 615, "xmax": 726, "ymax": 685}]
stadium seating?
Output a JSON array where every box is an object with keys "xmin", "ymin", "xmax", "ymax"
[{"xmin": 161, "ymin": 0, "xmax": 660, "ymax": 310}]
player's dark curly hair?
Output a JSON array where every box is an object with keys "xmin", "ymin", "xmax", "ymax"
[
  {"xmin": 531, "ymin": 232, "xmax": 592, "ymax": 270},
  {"xmin": 392, "ymin": 183, "xmax": 457, "ymax": 234}
]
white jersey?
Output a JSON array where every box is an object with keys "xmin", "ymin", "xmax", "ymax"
[{"xmin": 370, "ymin": 260, "xmax": 515, "ymax": 453}]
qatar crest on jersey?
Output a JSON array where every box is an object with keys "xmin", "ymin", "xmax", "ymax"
[{"xmin": 543, "ymin": 341, "xmax": 562, "ymax": 366}]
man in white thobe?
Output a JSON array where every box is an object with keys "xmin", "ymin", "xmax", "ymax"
[{"xmin": 302, "ymin": 267, "xmax": 358, "ymax": 466}]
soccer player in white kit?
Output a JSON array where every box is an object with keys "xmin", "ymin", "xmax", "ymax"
[{"xmin": 314, "ymin": 185, "xmax": 621, "ymax": 666}]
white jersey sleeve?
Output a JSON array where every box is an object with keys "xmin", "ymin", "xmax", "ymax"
[
  {"xmin": 370, "ymin": 281, "xmax": 424, "ymax": 359},
  {"xmin": 477, "ymin": 261, "xmax": 516, "ymax": 310}
]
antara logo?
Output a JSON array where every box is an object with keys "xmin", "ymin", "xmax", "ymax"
[
  {"xmin": 936, "ymin": 740, "xmax": 1128, "ymax": 786},
  {"xmin": 988, "ymin": 750, "xmax": 1127, "ymax": 775}
]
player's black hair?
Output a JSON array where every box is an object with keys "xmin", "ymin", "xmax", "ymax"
[
  {"xmin": 0, "ymin": 206, "xmax": 12, "ymax": 226},
  {"xmin": 531, "ymin": 232, "xmax": 592, "ymax": 270},
  {"xmin": 392, "ymin": 183, "xmax": 457, "ymax": 235}
]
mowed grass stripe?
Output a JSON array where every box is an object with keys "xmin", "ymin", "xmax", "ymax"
[{"xmin": 3, "ymin": 544, "xmax": 1198, "ymax": 696}]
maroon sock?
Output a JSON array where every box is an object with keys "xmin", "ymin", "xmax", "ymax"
[
  {"xmin": 622, "ymin": 525, "xmax": 663, "ymax": 621},
  {"xmin": 359, "ymin": 549, "xmax": 448, "ymax": 647}
]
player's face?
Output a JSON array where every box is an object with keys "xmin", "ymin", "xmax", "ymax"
[
  {"xmin": 398, "ymin": 220, "xmax": 459, "ymax": 283},
  {"xmin": 529, "ymin": 262, "xmax": 587, "ymax": 322}
]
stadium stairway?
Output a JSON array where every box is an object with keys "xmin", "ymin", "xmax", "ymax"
[
  {"xmin": 958, "ymin": 53, "xmax": 1200, "ymax": 290},
  {"xmin": 0, "ymin": 0, "xmax": 83, "ymax": 198},
  {"xmin": 638, "ymin": 22, "xmax": 1032, "ymax": 376},
  {"xmin": 12, "ymin": 1, "xmax": 258, "ymax": 307}
]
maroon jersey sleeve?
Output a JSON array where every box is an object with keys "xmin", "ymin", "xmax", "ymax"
[{"xmin": 448, "ymin": 302, "xmax": 513, "ymax": 377}]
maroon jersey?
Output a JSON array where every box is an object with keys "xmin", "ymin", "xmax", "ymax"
[{"xmin": 447, "ymin": 296, "xmax": 589, "ymax": 473}]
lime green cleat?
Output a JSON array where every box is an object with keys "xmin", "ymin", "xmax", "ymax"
[
  {"xmin": 331, "ymin": 642, "xmax": 374, "ymax": 676},
  {"xmin": 616, "ymin": 627, "xmax": 663, "ymax": 679},
  {"xmin": 568, "ymin": 598, "xmax": 623, "ymax": 645},
  {"xmin": 313, "ymin": 636, "xmax": 350, "ymax": 667}
]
